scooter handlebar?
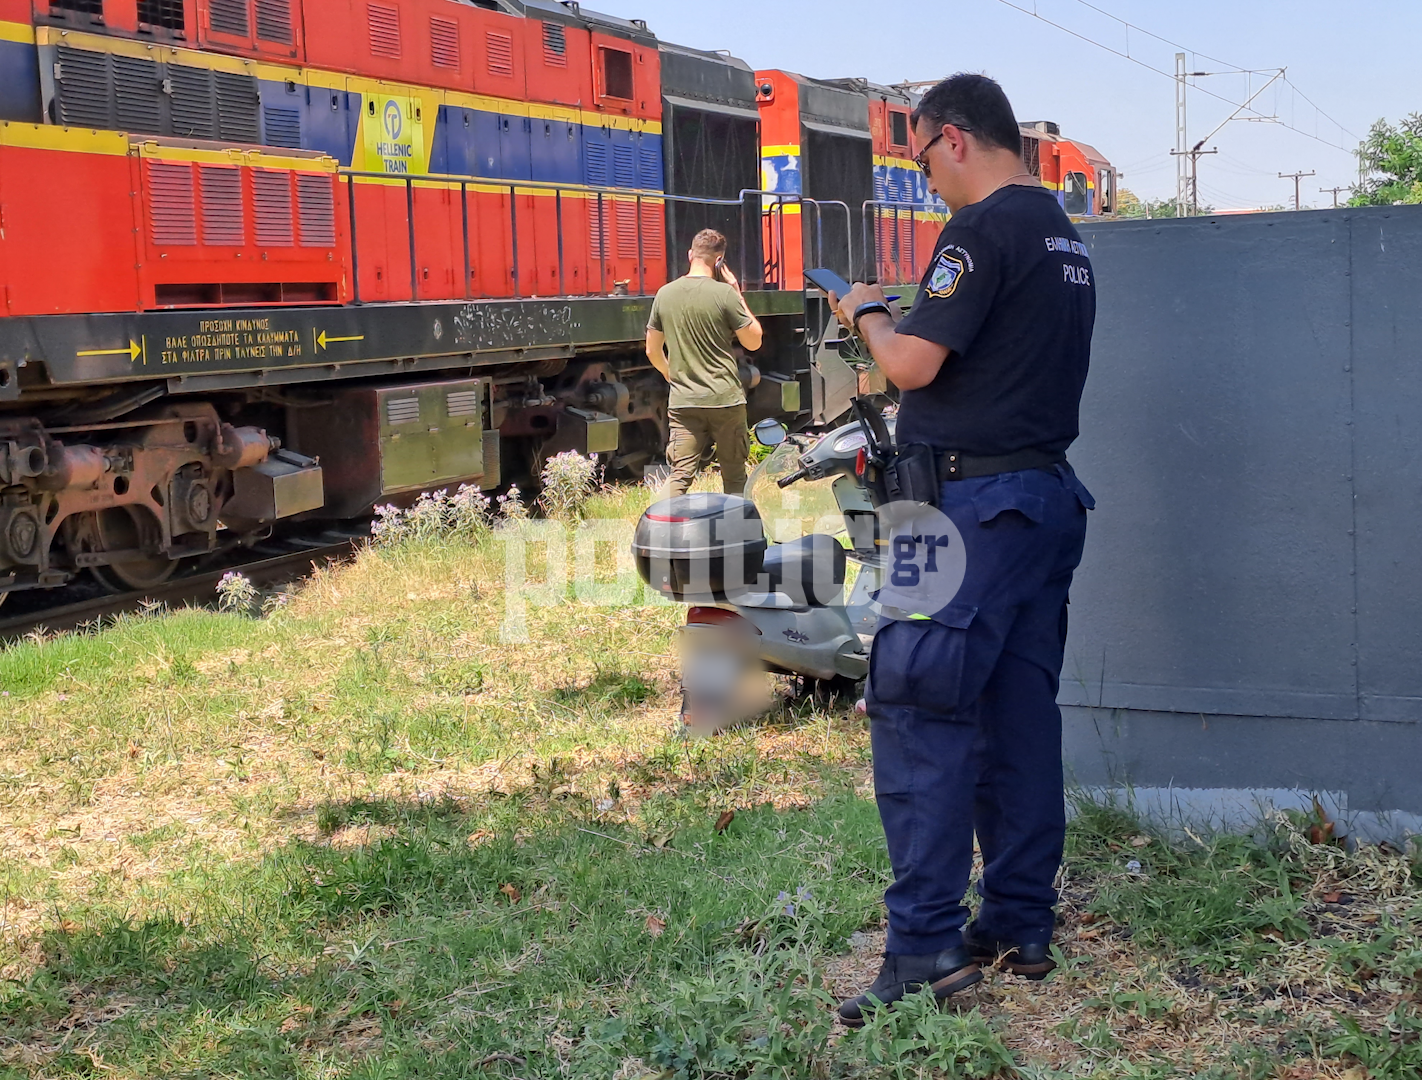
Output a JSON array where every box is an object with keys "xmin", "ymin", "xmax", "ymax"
[{"xmin": 776, "ymin": 468, "xmax": 807, "ymax": 489}]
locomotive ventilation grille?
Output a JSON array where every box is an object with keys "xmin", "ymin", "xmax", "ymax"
[
  {"xmin": 446, "ymin": 390, "xmax": 480, "ymax": 418},
  {"xmin": 253, "ymin": 170, "xmax": 295, "ymax": 246},
  {"xmin": 54, "ymin": 45, "xmax": 258, "ymax": 142},
  {"xmin": 386, "ymin": 398, "xmax": 421, "ymax": 425},
  {"xmin": 486, "ymin": 31, "xmax": 514, "ymax": 78},
  {"xmin": 209, "ymin": 0, "xmax": 248, "ymax": 36},
  {"xmin": 543, "ymin": 23, "xmax": 567, "ymax": 67},
  {"xmin": 296, "ymin": 175, "xmax": 337, "ymax": 247},
  {"xmin": 263, "ymin": 106, "xmax": 302, "ymax": 148},
  {"xmin": 199, "ymin": 166, "xmax": 244, "ymax": 245},
  {"xmin": 147, "ymin": 162, "xmax": 198, "ymax": 247},
  {"xmin": 429, "ymin": 16, "xmax": 459, "ymax": 69},
  {"xmin": 367, "ymin": 3, "xmax": 401, "ymax": 58},
  {"xmin": 255, "ymin": 0, "xmax": 294, "ymax": 44}
]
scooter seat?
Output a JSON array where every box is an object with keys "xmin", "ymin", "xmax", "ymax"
[{"xmin": 761, "ymin": 534, "xmax": 846, "ymax": 607}]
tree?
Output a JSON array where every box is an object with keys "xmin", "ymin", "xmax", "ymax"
[
  {"xmin": 1350, "ymin": 114, "xmax": 1422, "ymax": 206},
  {"xmin": 1114, "ymin": 188, "xmax": 1213, "ymax": 219}
]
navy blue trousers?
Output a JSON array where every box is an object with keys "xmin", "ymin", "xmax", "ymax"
[{"xmin": 865, "ymin": 464, "xmax": 1093, "ymax": 955}]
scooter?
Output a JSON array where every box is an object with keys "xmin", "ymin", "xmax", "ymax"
[{"xmin": 632, "ymin": 405, "xmax": 898, "ymax": 734}]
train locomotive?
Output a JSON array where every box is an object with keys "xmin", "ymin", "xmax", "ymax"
[{"xmin": 0, "ymin": 0, "xmax": 1115, "ymax": 603}]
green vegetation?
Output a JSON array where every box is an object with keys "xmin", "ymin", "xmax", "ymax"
[
  {"xmin": 0, "ymin": 485, "xmax": 1418, "ymax": 1078},
  {"xmin": 1351, "ymin": 114, "xmax": 1422, "ymax": 206}
]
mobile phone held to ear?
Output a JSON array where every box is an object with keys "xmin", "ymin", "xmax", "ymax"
[
  {"xmin": 804, "ymin": 267, "xmax": 854, "ymax": 297},
  {"xmin": 713, "ymin": 257, "xmax": 727, "ymax": 283}
]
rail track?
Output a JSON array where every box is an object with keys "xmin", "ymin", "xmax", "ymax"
[{"xmin": 0, "ymin": 528, "xmax": 367, "ymax": 642}]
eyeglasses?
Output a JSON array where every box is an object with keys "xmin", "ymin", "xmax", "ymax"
[
  {"xmin": 913, "ymin": 124, "xmax": 971, "ymax": 177},
  {"xmin": 913, "ymin": 133, "xmax": 944, "ymax": 175}
]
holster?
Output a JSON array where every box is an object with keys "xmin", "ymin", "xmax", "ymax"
[{"xmin": 881, "ymin": 442, "xmax": 941, "ymax": 508}]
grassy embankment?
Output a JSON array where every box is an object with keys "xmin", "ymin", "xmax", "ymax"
[{"xmin": 0, "ymin": 481, "xmax": 1419, "ymax": 1079}]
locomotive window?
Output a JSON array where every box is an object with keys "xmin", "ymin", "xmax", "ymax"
[
  {"xmin": 48, "ymin": 0, "xmax": 105, "ymax": 16},
  {"xmin": 1020, "ymin": 135, "xmax": 1041, "ymax": 178},
  {"xmin": 600, "ymin": 47, "xmax": 634, "ymax": 100},
  {"xmin": 1064, "ymin": 171, "xmax": 1088, "ymax": 216},
  {"xmin": 1098, "ymin": 169, "xmax": 1113, "ymax": 213},
  {"xmin": 138, "ymin": 0, "xmax": 184, "ymax": 30},
  {"xmin": 889, "ymin": 111, "xmax": 909, "ymax": 149}
]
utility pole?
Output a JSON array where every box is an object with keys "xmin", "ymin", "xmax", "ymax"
[
  {"xmin": 1279, "ymin": 170, "xmax": 1316, "ymax": 211},
  {"xmin": 1171, "ymin": 142, "xmax": 1218, "ymax": 215},
  {"xmin": 1175, "ymin": 53, "xmax": 1189, "ymax": 218},
  {"xmin": 1320, "ymin": 185, "xmax": 1347, "ymax": 208}
]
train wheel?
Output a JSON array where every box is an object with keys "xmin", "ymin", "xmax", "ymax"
[{"xmin": 85, "ymin": 507, "xmax": 178, "ymax": 592}]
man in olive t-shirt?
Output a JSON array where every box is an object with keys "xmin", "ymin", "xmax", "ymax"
[{"xmin": 645, "ymin": 229, "xmax": 764, "ymax": 495}]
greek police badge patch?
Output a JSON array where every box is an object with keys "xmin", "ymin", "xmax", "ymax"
[{"xmin": 927, "ymin": 251, "xmax": 966, "ymax": 298}]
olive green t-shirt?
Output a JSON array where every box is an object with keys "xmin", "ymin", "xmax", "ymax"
[{"xmin": 647, "ymin": 275, "xmax": 753, "ymax": 408}]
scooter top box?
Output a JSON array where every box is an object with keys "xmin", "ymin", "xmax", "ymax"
[{"xmin": 632, "ymin": 494, "xmax": 769, "ymax": 603}]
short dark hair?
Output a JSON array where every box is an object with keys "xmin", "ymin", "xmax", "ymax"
[
  {"xmin": 690, "ymin": 228, "xmax": 727, "ymax": 262},
  {"xmin": 911, "ymin": 73, "xmax": 1022, "ymax": 156}
]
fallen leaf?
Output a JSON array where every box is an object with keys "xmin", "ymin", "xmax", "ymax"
[
  {"xmin": 1309, "ymin": 820, "xmax": 1336, "ymax": 845},
  {"xmin": 645, "ymin": 914, "xmax": 666, "ymax": 938},
  {"xmin": 499, "ymin": 883, "xmax": 521, "ymax": 903},
  {"xmin": 279, "ymin": 1016, "xmax": 302, "ymax": 1034},
  {"xmin": 1077, "ymin": 928, "xmax": 1102, "ymax": 941},
  {"xmin": 714, "ymin": 811, "xmax": 735, "ymax": 834},
  {"xmin": 1322, "ymin": 890, "xmax": 1343, "ymax": 904},
  {"xmin": 1342, "ymin": 1067, "xmax": 1370, "ymax": 1080},
  {"xmin": 649, "ymin": 833, "xmax": 673, "ymax": 849},
  {"xmin": 386, "ymin": 999, "xmax": 403, "ymax": 1015},
  {"xmin": 468, "ymin": 830, "xmax": 494, "ymax": 847},
  {"xmin": 127, "ymin": 741, "xmax": 142, "ymax": 758},
  {"xmin": 1258, "ymin": 926, "xmax": 1284, "ymax": 941},
  {"xmin": 1129, "ymin": 835, "xmax": 1152, "ymax": 848},
  {"xmin": 1079, "ymin": 912, "xmax": 1100, "ymax": 925}
]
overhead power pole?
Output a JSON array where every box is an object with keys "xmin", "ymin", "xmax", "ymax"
[
  {"xmin": 1171, "ymin": 142, "xmax": 1218, "ymax": 215},
  {"xmin": 1175, "ymin": 53, "xmax": 1189, "ymax": 218},
  {"xmin": 1320, "ymin": 185, "xmax": 1347, "ymax": 208},
  {"xmin": 1279, "ymin": 170, "xmax": 1317, "ymax": 211}
]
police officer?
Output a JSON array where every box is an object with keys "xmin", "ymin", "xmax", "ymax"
[{"xmin": 829, "ymin": 73, "xmax": 1096, "ymax": 1025}]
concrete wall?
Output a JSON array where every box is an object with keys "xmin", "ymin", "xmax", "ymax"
[{"xmin": 1065, "ymin": 207, "xmax": 1422, "ymax": 841}]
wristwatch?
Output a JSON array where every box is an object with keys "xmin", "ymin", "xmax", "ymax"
[{"xmin": 852, "ymin": 300, "xmax": 892, "ymax": 335}]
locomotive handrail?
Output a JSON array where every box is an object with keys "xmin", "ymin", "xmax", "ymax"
[
  {"xmin": 336, "ymin": 170, "xmax": 858, "ymax": 303},
  {"xmin": 804, "ymin": 199, "xmax": 853, "ymax": 286}
]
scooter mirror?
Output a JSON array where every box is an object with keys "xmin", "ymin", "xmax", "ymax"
[{"xmin": 752, "ymin": 418, "xmax": 788, "ymax": 448}]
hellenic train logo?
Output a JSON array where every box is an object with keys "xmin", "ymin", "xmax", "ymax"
[{"xmin": 383, "ymin": 100, "xmax": 403, "ymax": 141}]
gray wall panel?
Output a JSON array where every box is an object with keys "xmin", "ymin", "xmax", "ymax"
[
  {"xmin": 1070, "ymin": 213, "xmax": 1358, "ymax": 722},
  {"xmin": 1348, "ymin": 212, "xmax": 1422, "ymax": 724},
  {"xmin": 1059, "ymin": 206, "xmax": 1422, "ymax": 825}
]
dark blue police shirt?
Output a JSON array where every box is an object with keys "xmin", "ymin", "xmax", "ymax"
[{"xmin": 893, "ymin": 184, "xmax": 1095, "ymax": 456}]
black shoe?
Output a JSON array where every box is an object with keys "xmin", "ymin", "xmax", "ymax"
[
  {"xmin": 962, "ymin": 926, "xmax": 1056, "ymax": 980},
  {"xmin": 836, "ymin": 946, "xmax": 982, "ymax": 1027}
]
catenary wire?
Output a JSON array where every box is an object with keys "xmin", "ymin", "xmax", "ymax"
[{"xmin": 991, "ymin": 0, "xmax": 1357, "ymax": 153}]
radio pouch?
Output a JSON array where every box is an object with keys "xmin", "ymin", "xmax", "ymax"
[{"xmin": 883, "ymin": 442, "xmax": 941, "ymax": 508}]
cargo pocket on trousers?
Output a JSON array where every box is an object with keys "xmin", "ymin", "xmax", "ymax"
[{"xmin": 867, "ymin": 602, "xmax": 980, "ymax": 712}]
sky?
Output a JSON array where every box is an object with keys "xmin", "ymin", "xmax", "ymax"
[{"xmin": 622, "ymin": 0, "xmax": 1422, "ymax": 210}]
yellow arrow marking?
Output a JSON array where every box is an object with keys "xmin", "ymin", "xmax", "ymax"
[
  {"xmin": 77, "ymin": 340, "xmax": 142, "ymax": 361},
  {"xmin": 316, "ymin": 331, "xmax": 365, "ymax": 351}
]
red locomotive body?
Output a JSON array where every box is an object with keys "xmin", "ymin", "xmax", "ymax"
[{"xmin": 0, "ymin": 0, "xmax": 1116, "ymax": 605}]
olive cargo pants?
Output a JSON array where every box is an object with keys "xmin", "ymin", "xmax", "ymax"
[{"xmin": 666, "ymin": 404, "xmax": 749, "ymax": 496}]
